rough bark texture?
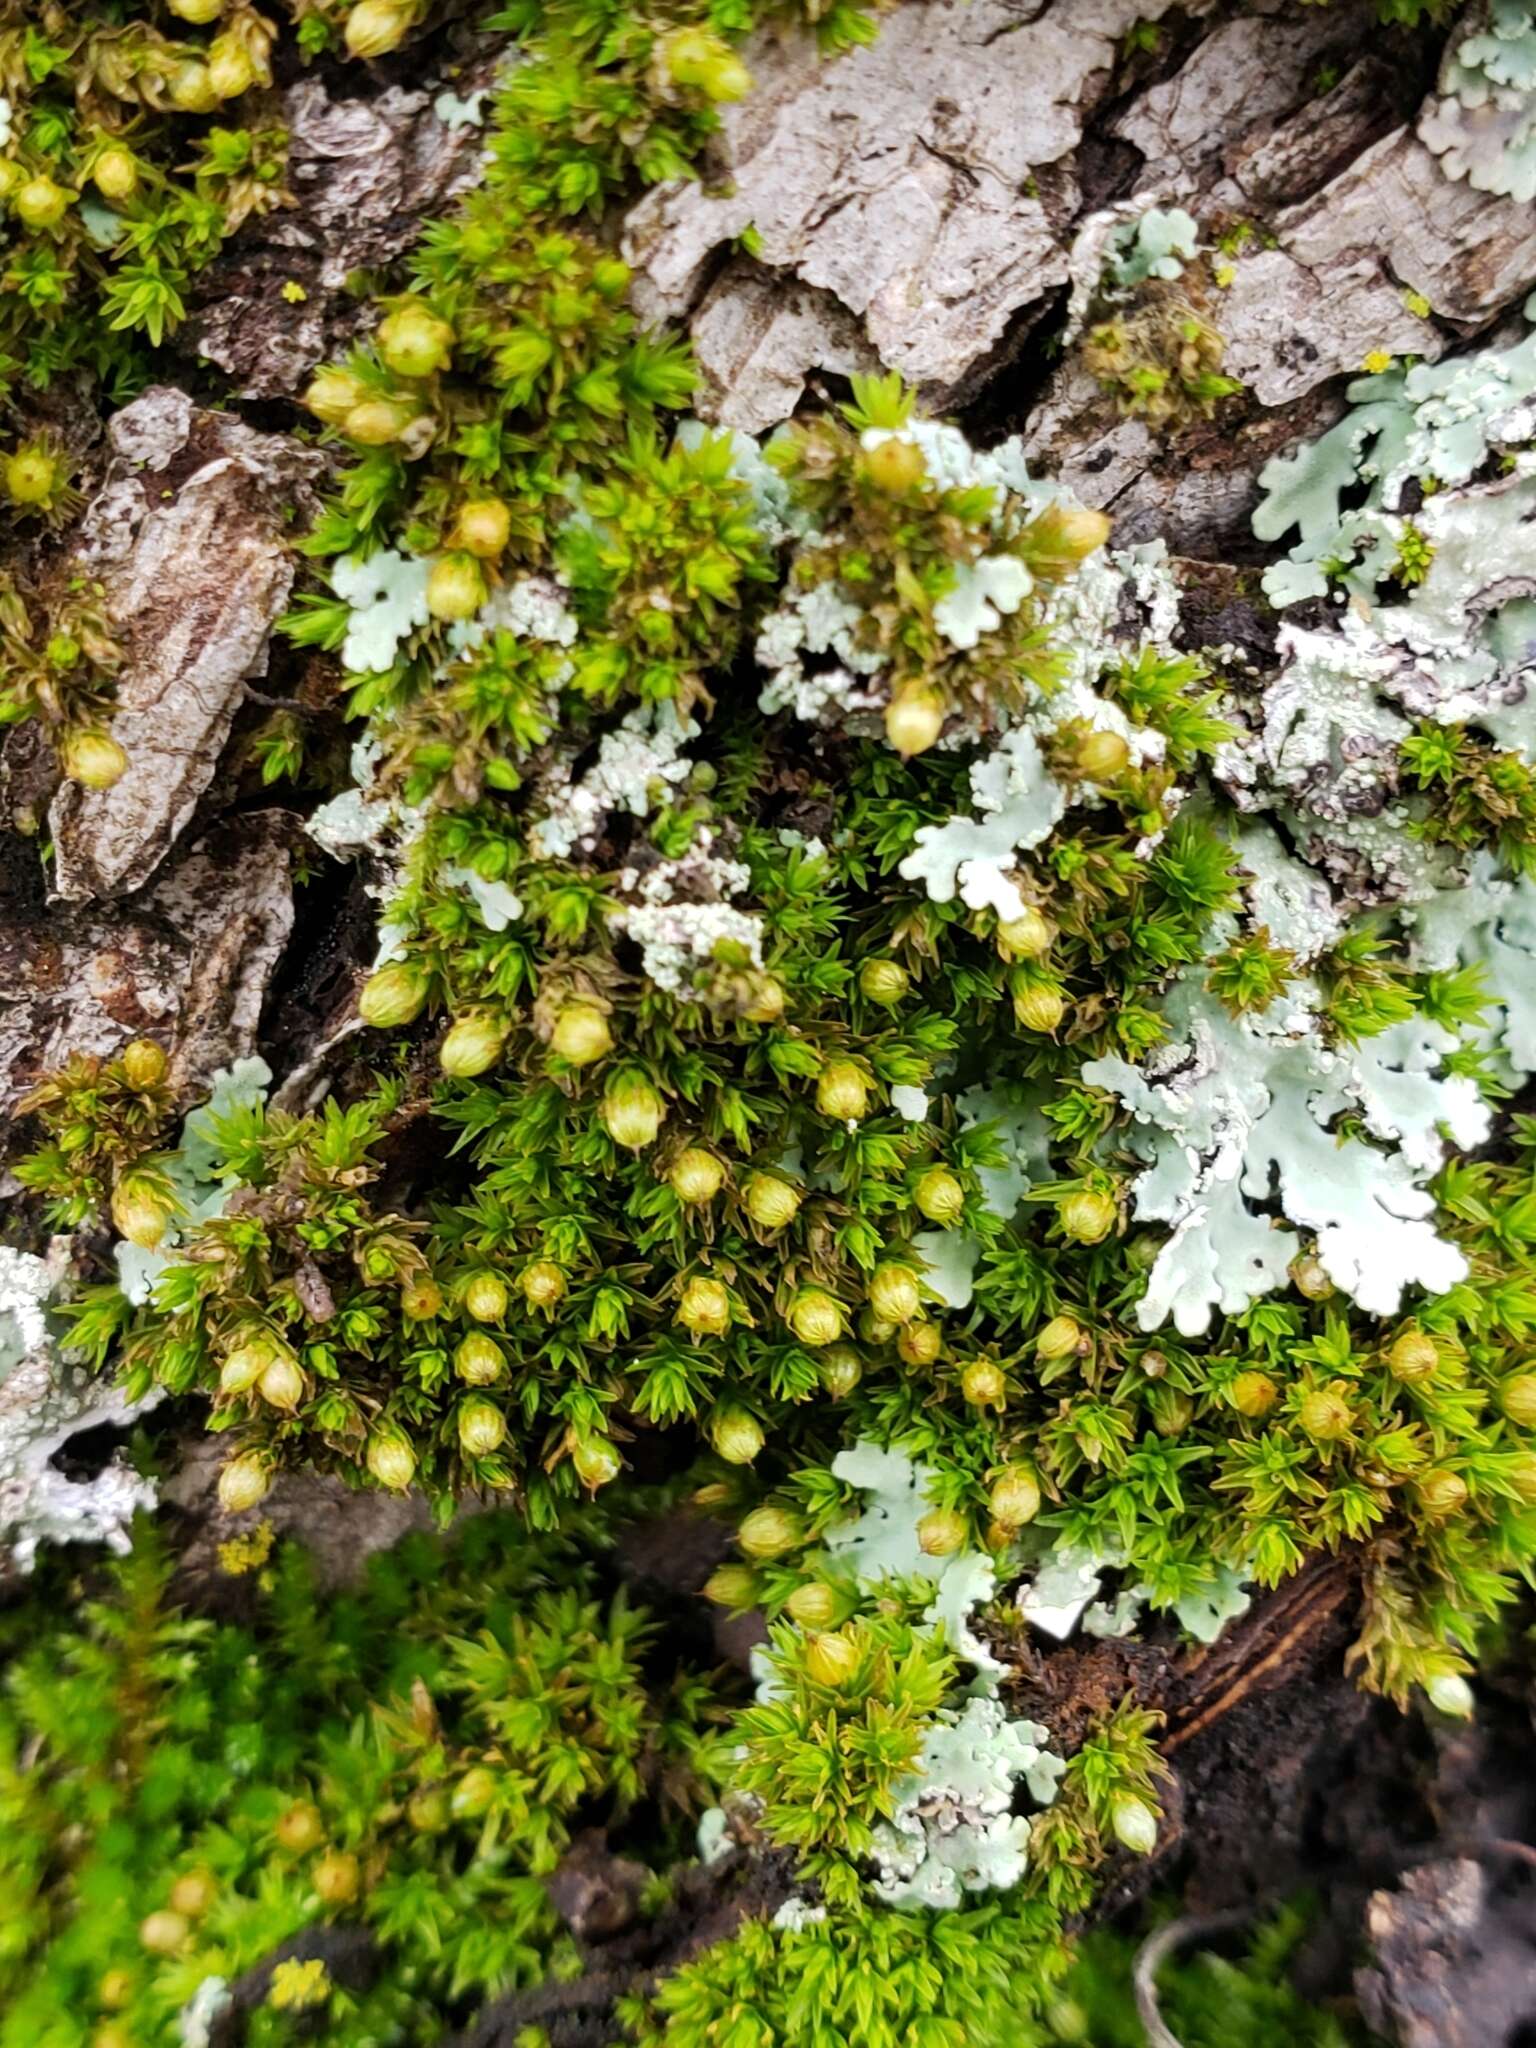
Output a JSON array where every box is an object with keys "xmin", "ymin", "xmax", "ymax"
[
  {"xmin": 48, "ymin": 391, "xmax": 322, "ymax": 903},
  {"xmin": 624, "ymin": 0, "xmax": 1536, "ymax": 562},
  {"xmin": 0, "ymin": 813, "xmax": 295, "ymax": 1121},
  {"xmin": 6, "ymin": 7, "xmax": 1536, "ymax": 2044},
  {"xmin": 186, "ymin": 69, "xmax": 496, "ymax": 399}
]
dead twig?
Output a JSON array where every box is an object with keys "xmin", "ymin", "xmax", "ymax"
[
  {"xmin": 1132, "ymin": 1908, "xmax": 1254, "ymax": 2048},
  {"xmin": 1133, "ymin": 1838, "xmax": 1536, "ymax": 2047}
]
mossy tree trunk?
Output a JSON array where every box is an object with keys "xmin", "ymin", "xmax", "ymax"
[{"xmin": 4, "ymin": 5, "xmax": 1536, "ymax": 2045}]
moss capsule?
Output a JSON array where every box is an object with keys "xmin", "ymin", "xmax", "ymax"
[
  {"xmin": 785, "ymin": 1582, "xmax": 840, "ymax": 1628},
  {"xmin": 217, "ymin": 1454, "xmax": 270, "ymax": 1514},
  {"xmin": 803, "ymin": 1630, "xmax": 860, "ymax": 1687},
  {"xmin": 552, "ymin": 1000, "xmax": 613, "ymax": 1066},
  {"xmin": 1230, "ymin": 1371, "xmax": 1277, "ymax": 1419},
  {"xmin": 996, "ymin": 907, "xmax": 1054, "ymax": 959},
  {"xmin": 572, "ymin": 1437, "xmax": 622, "ymax": 1488},
  {"xmin": 884, "ymin": 683, "xmax": 945, "ymax": 758},
  {"xmin": 710, "ymin": 1405, "xmax": 764, "ymax": 1464},
  {"xmin": 704, "ymin": 1563, "xmax": 758, "ymax": 1608},
  {"xmin": 344, "ymin": 397, "xmax": 418, "ymax": 446},
  {"xmin": 670, "ymin": 1147, "xmax": 725, "ymax": 1204},
  {"xmin": 110, "ymin": 1172, "xmax": 171, "ymax": 1250},
  {"xmin": 119, "ymin": 1039, "xmax": 167, "ymax": 1090},
  {"xmin": 377, "ymin": 301, "xmax": 454, "ymax": 379},
  {"xmin": 816, "ymin": 1061, "xmax": 870, "ymax": 1121},
  {"xmin": 1014, "ymin": 984, "xmax": 1065, "ymax": 1034},
  {"xmin": 1297, "ymin": 1387, "xmax": 1352, "ymax": 1441},
  {"xmin": 169, "ymin": 1870, "xmax": 217, "ymax": 1919},
  {"xmin": 738, "ymin": 1506, "xmax": 802, "ymax": 1558},
  {"xmin": 401, "ymin": 1276, "xmax": 444, "ymax": 1320},
  {"xmin": 1387, "ymin": 1330, "xmax": 1439, "ymax": 1382},
  {"xmin": 62, "ymin": 730, "xmax": 128, "ymax": 791},
  {"xmin": 276, "ymin": 1801, "xmax": 325, "ymax": 1854},
  {"xmin": 1289, "ymin": 1253, "xmax": 1334, "ymax": 1301},
  {"xmin": 521, "ymin": 1260, "xmax": 567, "ymax": 1311},
  {"xmin": 788, "ymin": 1289, "xmax": 844, "ymax": 1347},
  {"xmin": 304, "ymin": 367, "xmax": 367, "ymax": 425},
  {"xmin": 860, "ymin": 435, "xmax": 927, "ymax": 494},
  {"xmin": 1058, "ymin": 1190, "xmax": 1117, "ymax": 1244},
  {"xmin": 868, "ymin": 1263, "xmax": 921, "ymax": 1325},
  {"xmin": 5, "ymin": 442, "xmax": 67, "ymax": 508},
  {"xmin": 168, "ymin": 60, "xmax": 220, "ymax": 114},
  {"xmin": 451, "ymin": 497, "xmax": 513, "ymax": 558},
  {"xmin": 819, "ymin": 1344, "xmax": 863, "ymax": 1397},
  {"xmin": 358, "ymin": 961, "xmax": 428, "ymax": 1029},
  {"xmin": 1110, "ymin": 1793, "xmax": 1158, "ymax": 1855},
  {"xmin": 462, "ymin": 1271, "xmax": 508, "ymax": 1323},
  {"xmin": 914, "ymin": 1167, "xmax": 965, "ymax": 1226},
  {"xmin": 598, "ymin": 1073, "xmax": 663, "ymax": 1155},
  {"xmin": 426, "ymin": 552, "xmax": 487, "ymax": 623},
  {"xmin": 743, "ymin": 1173, "xmax": 801, "ymax": 1231},
  {"xmin": 439, "ymin": 1012, "xmax": 507, "ymax": 1078},
  {"xmin": 207, "ymin": 34, "xmax": 258, "ymax": 100},
  {"xmin": 258, "ymin": 1353, "xmax": 305, "ymax": 1412},
  {"xmin": 916, "ymin": 1507, "xmax": 967, "ymax": 1558},
  {"xmin": 859, "ymin": 958, "xmax": 909, "ymax": 1006},
  {"xmin": 989, "ymin": 1467, "xmax": 1041, "ymax": 1527},
  {"xmin": 138, "ymin": 1910, "xmax": 188, "ymax": 1956},
  {"xmin": 960, "ymin": 1360, "xmax": 1007, "ymax": 1408},
  {"xmin": 457, "ymin": 1399, "xmax": 507, "ymax": 1458},
  {"xmin": 897, "ymin": 1322, "xmax": 942, "ymax": 1367},
  {"xmin": 1417, "ymin": 1468, "xmax": 1468, "ymax": 1519},
  {"xmin": 313, "ymin": 1850, "xmax": 361, "ymax": 1906},
  {"xmin": 679, "ymin": 1278, "xmax": 733, "ymax": 1340},
  {"xmin": 1425, "ymin": 1672, "xmax": 1474, "ymax": 1718},
  {"xmin": 365, "ymin": 1432, "xmax": 417, "ymax": 1491},
  {"xmin": 1075, "ymin": 729, "xmax": 1130, "ymax": 782},
  {"xmin": 14, "ymin": 176, "xmax": 71, "ymax": 231},
  {"xmin": 452, "ymin": 1766, "xmax": 497, "ymax": 1820},
  {"xmin": 1036, "ymin": 1315, "xmax": 1083, "ymax": 1360},
  {"xmin": 345, "ymin": 0, "xmax": 416, "ymax": 57},
  {"xmin": 455, "ymin": 1333, "xmax": 505, "ymax": 1384}
]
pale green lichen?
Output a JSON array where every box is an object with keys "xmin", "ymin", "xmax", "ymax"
[
  {"xmin": 1, "ymin": 1243, "xmax": 154, "ymax": 1570},
  {"xmin": 824, "ymin": 1441, "xmax": 1006, "ymax": 1682},
  {"xmin": 1104, "ymin": 206, "xmax": 1200, "ymax": 290},
  {"xmin": 1409, "ymin": 851, "xmax": 1536, "ymax": 1081},
  {"xmin": 869, "ymin": 1696, "xmax": 1064, "ymax": 1909},
  {"xmin": 114, "ymin": 1059, "xmax": 273, "ymax": 1307},
  {"xmin": 1420, "ymin": 0, "xmax": 1536, "ymax": 203},
  {"xmin": 331, "ymin": 550, "xmax": 434, "ymax": 675},
  {"xmin": 1254, "ymin": 301, "xmax": 1536, "ymax": 606},
  {"xmin": 1084, "ymin": 977, "xmax": 1486, "ymax": 1334},
  {"xmin": 897, "ymin": 729, "xmax": 1068, "ymax": 920}
]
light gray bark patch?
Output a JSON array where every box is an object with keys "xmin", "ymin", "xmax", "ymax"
[
  {"xmin": 1273, "ymin": 122, "xmax": 1536, "ymax": 330},
  {"xmin": 186, "ymin": 72, "xmax": 496, "ymax": 399},
  {"xmin": 687, "ymin": 262, "xmax": 880, "ymax": 432},
  {"xmin": 1357, "ymin": 1858, "xmax": 1532, "ymax": 2048},
  {"xmin": 47, "ymin": 391, "xmax": 322, "ymax": 902},
  {"xmin": 1020, "ymin": 7, "xmax": 1536, "ymax": 555},
  {"xmin": 623, "ymin": 0, "xmax": 1183, "ymax": 410},
  {"xmin": 0, "ymin": 812, "xmax": 294, "ymax": 1121},
  {"xmin": 165, "ymin": 1435, "xmax": 448, "ymax": 1592},
  {"xmin": 1112, "ymin": 5, "xmax": 1386, "ymax": 193}
]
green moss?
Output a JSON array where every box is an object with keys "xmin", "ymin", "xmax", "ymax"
[
  {"xmin": 0, "ymin": 5, "xmax": 330, "ymax": 407},
  {"xmin": 618, "ymin": 1895, "xmax": 1073, "ymax": 2048},
  {"xmin": 1043, "ymin": 1901, "xmax": 1372, "ymax": 2047},
  {"xmin": 13, "ymin": 3, "xmax": 1536, "ymax": 2036},
  {"xmin": 0, "ymin": 1513, "xmax": 722, "ymax": 2047}
]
